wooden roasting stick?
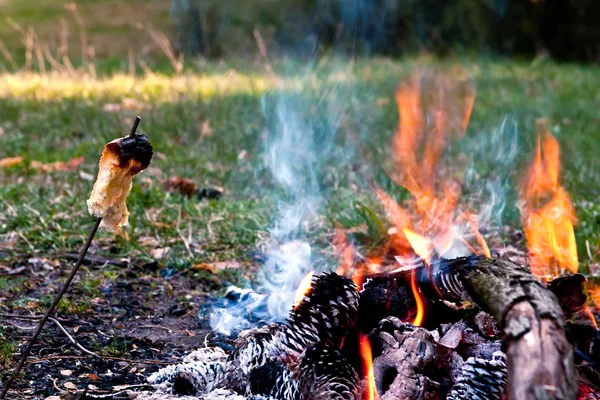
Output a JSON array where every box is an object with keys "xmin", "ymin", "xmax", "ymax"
[
  {"xmin": 359, "ymin": 256, "xmax": 578, "ymax": 399},
  {"xmin": 0, "ymin": 117, "xmax": 152, "ymax": 399}
]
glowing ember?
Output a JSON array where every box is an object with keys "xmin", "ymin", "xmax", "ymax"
[
  {"xmin": 358, "ymin": 333, "xmax": 379, "ymax": 400},
  {"xmin": 294, "ymin": 272, "xmax": 314, "ymax": 309},
  {"xmin": 520, "ymin": 129, "xmax": 578, "ymax": 278}
]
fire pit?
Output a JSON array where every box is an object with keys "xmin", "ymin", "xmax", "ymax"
[{"xmin": 134, "ymin": 70, "xmax": 597, "ymax": 400}]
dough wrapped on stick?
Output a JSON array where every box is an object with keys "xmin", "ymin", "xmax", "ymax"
[{"xmin": 87, "ymin": 131, "xmax": 153, "ymax": 231}]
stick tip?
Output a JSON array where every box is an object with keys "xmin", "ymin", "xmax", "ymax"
[{"xmin": 129, "ymin": 116, "xmax": 141, "ymax": 139}]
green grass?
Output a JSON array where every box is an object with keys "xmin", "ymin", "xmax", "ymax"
[
  {"xmin": 0, "ymin": 328, "xmax": 18, "ymax": 368},
  {"xmin": 0, "ymin": 56, "xmax": 599, "ymax": 285}
]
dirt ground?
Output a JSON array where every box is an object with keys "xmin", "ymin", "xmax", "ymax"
[{"xmin": 0, "ymin": 250, "xmax": 241, "ymax": 399}]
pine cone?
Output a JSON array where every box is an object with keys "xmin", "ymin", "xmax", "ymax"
[
  {"xmin": 274, "ymin": 272, "xmax": 359, "ymax": 366},
  {"xmin": 148, "ymin": 347, "xmax": 229, "ymax": 395},
  {"xmin": 447, "ymin": 351, "xmax": 507, "ymax": 400},
  {"xmin": 297, "ymin": 341, "xmax": 360, "ymax": 400},
  {"xmin": 233, "ymin": 323, "xmax": 280, "ymax": 375},
  {"xmin": 233, "ymin": 324, "xmax": 301, "ymax": 399}
]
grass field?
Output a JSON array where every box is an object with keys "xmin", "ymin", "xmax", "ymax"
[{"xmin": 1, "ymin": 57, "xmax": 600, "ymax": 273}]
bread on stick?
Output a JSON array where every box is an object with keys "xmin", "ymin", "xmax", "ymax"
[{"xmin": 87, "ymin": 134, "xmax": 153, "ymax": 231}]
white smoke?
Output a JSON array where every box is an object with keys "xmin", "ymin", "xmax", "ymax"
[
  {"xmin": 257, "ymin": 94, "xmax": 340, "ymax": 320},
  {"xmin": 208, "ymin": 86, "xmax": 345, "ymax": 334}
]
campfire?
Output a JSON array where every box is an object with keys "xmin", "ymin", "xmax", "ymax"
[{"xmin": 138, "ymin": 71, "xmax": 597, "ymax": 400}]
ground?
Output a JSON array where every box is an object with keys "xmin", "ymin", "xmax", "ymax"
[{"xmin": 1, "ymin": 4, "xmax": 600, "ymax": 399}]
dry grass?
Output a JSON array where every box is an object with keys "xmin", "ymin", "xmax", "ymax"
[
  {"xmin": 0, "ymin": 70, "xmax": 284, "ymax": 101},
  {"xmin": 0, "ymin": 0, "xmax": 171, "ymax": 59}
]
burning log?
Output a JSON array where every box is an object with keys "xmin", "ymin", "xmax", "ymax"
[{"xmin": 353, "ymin": 255, "xmax": 578, "ymax": 399}]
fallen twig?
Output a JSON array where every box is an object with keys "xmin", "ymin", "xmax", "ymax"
[
  {"xmin": 62, "ymin": 253, "xmax": 129, "ymax": 268},
  {"xmin": 47, "ymin": 317, "xmax": 99, "ymax": 358},
  {"xmin": 26, "ymin": 354, "xmax": 172, "ymax": 366}
]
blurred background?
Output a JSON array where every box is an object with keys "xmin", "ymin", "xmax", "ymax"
[{"xmin": 0, "ymin": 0, "xmax": 599, "ymax": 68}]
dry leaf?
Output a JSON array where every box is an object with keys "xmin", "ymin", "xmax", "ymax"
[
  {"xmin": 192, "ymin": 263, "xmax": 217, "ymax": 274},
  {"xmin": 64, "ymin": 382, "xmax": 77, "ymax": 390},
  {"xmin": 87, "ymin": 373, "xmax": 100, "ymax": 381},
  {"xmin": 186, "ymin": 329, "xmax": 196, "ymax": 337},
  {"xmin": 122, "ymin": 98, "xmax": 145, "ymax": 111},
  {"xmin": 73, "ymin": 326, "xmax": 80, "ymax": 333},
  {"xmin": 88, "ymin": 384, "xmax": 99, "ymax": 390},
  {"xmin": 25, "ymin": 301, "xmax": 39, "ymax": 309},
  {"xmin": 31, "ymin": 156, "xmax": 85, "ymax": 173},
  {"xmin": 60, "ymin": 369, "xmax": 73, "ymax": 376},
  {"xmin": 102, "ymin": 103, "xmax": 121, "ymax": 113},
  {"xmin": 212, "ymin": 260, "xmax": 242, "ymax": 271},
  {"xmin": 0, "ymin": 156, "xmax": 23, "ymax": 168},
  {"xmin": 163, "ymin": 176, "xmax": 198, "ymax": 198},
  {"xmin": 151, "ymin": 247, "xmax": 169, "ymax": 259}
]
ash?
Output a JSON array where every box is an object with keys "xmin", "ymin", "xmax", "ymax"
[{"xmin": 142, "ymin": 273, "xmax": 507, "ymax": 399}]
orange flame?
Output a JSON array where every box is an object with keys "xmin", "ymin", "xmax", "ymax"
[
  {"xmin": 293, "ymin": 272, "xmax": 314, "ymax": 309},
  {"xmin": 334, "ymin": 227, "xmax": 356, "ymax": 277},
  {"xmin": 582, "ymin": 306, "xmax": 598, "ymax": 330},
  {"xmin": 520, "ymin": 130, "xmax": 578, "ymax": 278},
  {"xmin": 402, "ymin": 229, "xmax": 428, "ymax": 326},
  {"xmin": 410, "ymin": 270, "xmax": 425, "ymax": 326},
  {"xmin": 371, "ymin": 71, "xmax": 489, "ymax": 268},
  {"xmin": 358, "ymin": 333, "xmax": 379, "ymax": 400},
  {"xmin": 402, "ymin": 228, "xmax": 433, "ymax": 264}
]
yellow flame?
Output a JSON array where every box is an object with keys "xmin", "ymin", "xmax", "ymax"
[
  {"xmin": 293, "ymin": 272, "xmax": 314, "ymax": 309},
  {"xmin": 358, "ymin": 333, "xmax": 379, "ymax": 400},
  {"xmin": 402, "ymin": 228, "xmax": 433, "ymax": 264},
  {"xmin": 410, "ymin": 271, "xmax": 425, "ymax": 327},
  {"xmin": 520, "ymin": 130, "xmax": 578, "ymax": 278}
]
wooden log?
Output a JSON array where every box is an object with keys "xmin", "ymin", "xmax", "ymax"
[{"xmin": 440, "ymin": 256, "xmax": 578, "ymax": 400}]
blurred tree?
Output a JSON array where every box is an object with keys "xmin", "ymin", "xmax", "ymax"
[
  {"xmin": 170, "ymin": 0, "xmax": 204, "ymax": 55},
  {"xmin": 168, "ymin": 0, "xmax": 599, "ymax": 62}
]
